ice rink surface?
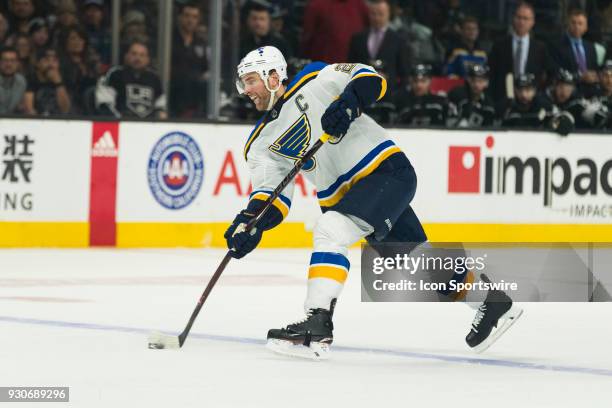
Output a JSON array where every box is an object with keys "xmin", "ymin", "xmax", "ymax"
[{"xmin": 1, "ymin": 248, "xmax": 611, "ymax": 408}]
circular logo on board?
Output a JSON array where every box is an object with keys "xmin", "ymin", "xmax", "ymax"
[{"xmin": 148, "ymin": 131, "xmax": 204, "ymax": 210}]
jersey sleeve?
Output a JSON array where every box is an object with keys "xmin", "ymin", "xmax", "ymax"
[
  {"xmin": 244, "ymin": 150, "xmax": 295, "ymax": 231},
  {"xmin": 317, "ymin": 63, "xmax": 387, "ymax": 106}
]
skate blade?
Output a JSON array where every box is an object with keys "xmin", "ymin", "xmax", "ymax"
[
  {"xmin": 471, "ymin": 306, "xmax": 523, "ymax": 354},
  {"xmin": 266, "ymin": 338, "xmax": 331, "ymax": 361}
]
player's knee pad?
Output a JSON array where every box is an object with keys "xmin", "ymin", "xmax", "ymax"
[{"xmin": 313, "ymin": 211, "xmax": 372, "ymax": 255}]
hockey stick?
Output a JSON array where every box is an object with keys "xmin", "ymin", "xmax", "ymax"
[{"xmin": 148, "ymin": 133, "xmax": 333, "ymax": 349}]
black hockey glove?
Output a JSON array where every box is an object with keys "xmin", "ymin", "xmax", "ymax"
[
  {"xmin": 321, "ymin": 89, "xmax": 361, "ymax": 140},
  {"xmin": 551, "ymin": 111, "xmax": 575, "ymax": 137},
  {"xmin": 224, "ymin": 210, "xmax": 263, "ymax": 259}
]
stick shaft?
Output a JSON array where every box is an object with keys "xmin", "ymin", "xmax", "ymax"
[{"xmin": 177, "ymin": 133, "xmax": 330, "ymax": 347}]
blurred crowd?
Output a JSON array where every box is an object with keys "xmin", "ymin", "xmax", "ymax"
[{"xmin": 1, "ymin": 0, "xmax": 612, "ymax": 133}]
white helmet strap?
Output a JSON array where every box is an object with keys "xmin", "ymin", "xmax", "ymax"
[{"xmin": 263, "ymin": 73, "xmax": 282, "ymax": 111}]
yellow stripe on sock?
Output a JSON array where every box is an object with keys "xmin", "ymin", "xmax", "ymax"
[{"xmin": 308, "ymin": 265, "xmax": 348, "ymax": 283}]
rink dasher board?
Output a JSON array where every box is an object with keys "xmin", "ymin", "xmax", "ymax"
[{"xmin": 0, "ymin": 118, "xmax": 610, "ymax": 247}]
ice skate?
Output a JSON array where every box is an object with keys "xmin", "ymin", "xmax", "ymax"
[
  {"xmin": 466, "ymin": 288, "xmax": 523, "ymax": 353},
  {"xmin": 266, "ymin": 300, "xmax": 335, "ymax": 360}
]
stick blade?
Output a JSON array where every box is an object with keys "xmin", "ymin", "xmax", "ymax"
[{"xmin": 148, "ymin": 331, "xmax": 181, "ymax": 350}]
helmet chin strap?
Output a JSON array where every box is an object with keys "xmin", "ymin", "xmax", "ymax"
[{"xmin": 264, "ymin": 77, "xmax": 282, "ymax": 111}]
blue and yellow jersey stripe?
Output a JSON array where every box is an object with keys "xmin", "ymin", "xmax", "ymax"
[
  {"xmin": 249, "ymin": 189, "xmax": 292, "ymax": 219},
  {"xmin": 317, "ymin": 140, "xmax": 401, "ymax": 208},
  {"xmin": 308, "ymin": 252, "xmax": 350, "ymax": 284},
  {"xmin": 350, "ymin": 67, "xmax": 387, "ymax": 101}
]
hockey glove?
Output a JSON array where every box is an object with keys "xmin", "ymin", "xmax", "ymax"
[
  {"xmin": 224, "ymin": 210, "xmax": 263, "ymax": 259},
  {"xmin": 321, "ymin": 89, "xmax": 361, "ymax": 141},
  {"xmin": 551, "ymin": 111, "xmax": 575, "ymax": 137}
]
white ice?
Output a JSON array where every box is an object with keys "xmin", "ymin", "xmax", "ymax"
[{"xmin": 1, "ymin": 248, "xmax": 611, "ymax": 408}]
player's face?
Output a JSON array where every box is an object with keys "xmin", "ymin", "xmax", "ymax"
[
  {"xmin": 568, "ymin": 15, "xmax": 588, "ymax": 38},
  {"xmin": 411, "ymin": 77, "xmax": 431, "ymax": 97},
  {"xmin": 516, "ymin": 86, "xmax": 536, "ymax": 104},
  {"xmin": 241, "ymin": 72, "xmax": 271, "ymax": 111},
  {"xmin": 468, "ymin": 77, "xmax": 488, "ymax": 95},
  {"xmin": 554, "ymin": 82, "xmax": 574, "ymax": 103},
  {"xmin": 599, "ymin": 70, "xmax": 612, "ymax": 93}
]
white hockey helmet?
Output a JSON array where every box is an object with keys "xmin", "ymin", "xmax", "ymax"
[{"xmin": 236, "ymin": 46, "xmax": 288, "ymax": 95}]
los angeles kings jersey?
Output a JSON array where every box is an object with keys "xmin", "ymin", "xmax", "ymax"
[{"xmin": 243, "ymin": 62, "xmax": 401, "ymax": 220}]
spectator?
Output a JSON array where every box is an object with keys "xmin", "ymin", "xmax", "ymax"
[
  {"xmin": 394, "ymin": 64, "xmax": 449, "ymax": 126},
  {"xmin": 82, "ymin": 0, "xmax": 112, "ymax": 69},
  {"xmin": 489, "ymin": 2, "xmax": 552, "ymax": 101},
  {"xmin": 240, "ymin": 1, "xmax": 292, "ymax": 60},
  {"xmin": 28, "ymin": 17, "xmax": 49, "ymax": 50},
  {"xmin": 444, "ymin": 16, "xmax": 487, "ymax": 78},
  {"xmin": 58, "ymin": 26, "xmax": 100, "ymax": 114},
  {"xmin": 499, "ymin": 73, "xmax": 555, "ymax": 130},
  {"xmin": 348, "ymin": 0, "xmax": 411, "ymax": 94},
  {"xmin": 552, "ymin": 8, "xmax": 603, "ymax": 97},
  {"xmin": 95, "ymin": 40, "xmax": 167, "ymax": 119},
  {"xmin": 11, "ymin": 32, "xmax": 33, "ymax": 75},
  {"xmin": 170, "ymin": 2, "xmax": 208, "ymax": 117},
  {"xmin": 270, "ymin": 5, "xmax": 298, "ymax": 58},
  {"xmin": 389, "ymin": 4, "xmax": 445, "ymax": 71},
  {"xmin": 448, "ymin": 63, "xmax": 495, "ymax": 127},
  {"xmin": 0, "ymin": 12, "xmax": 10, "ymax": 44},
  {"xmin": 24, "ymin": 47, "xmax": 71, "ymax": 115},
  {"xmin": 301, "ymin": 0, "xmax": 368, "ymax": 63},
  {"xmin": 51, "ymin": 0, "xmax": 78, "ymax": 47},
  {"xmin": 120, "ymin": 10, "xmax": 149, "ymax": 54},
  {"xmin": 0, "ymin": 46, "xmax": 26, "ymax": 114},
  {"xmin": 6, "ymin": 0, "xmax": 36, "ymax": 36}
]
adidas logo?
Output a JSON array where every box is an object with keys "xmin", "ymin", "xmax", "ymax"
[{"xmin": 92, "ymin": 131, "xmax": 118, "ymax": 157}]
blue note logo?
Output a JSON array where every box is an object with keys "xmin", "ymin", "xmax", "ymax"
[
  {"xmin": 148, "ymin": 131, "xmax": 204, "ymax": 209},
  {"xmin": 269, "ymin": 114, "xmax": 316, "ymax": 171}
]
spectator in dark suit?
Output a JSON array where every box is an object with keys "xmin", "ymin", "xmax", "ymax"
[
  {"xmin": 553, "ymin": 8, "xmax": 603, "ymax": 96},
  {"xmin": 488, "ymin": 2, "xmax": 552, "ymax": 101},
  {"xmin": 348, "ymin": 0, "xmax": 410, "ymax": 94}
]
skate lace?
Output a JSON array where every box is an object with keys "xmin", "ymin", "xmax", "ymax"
[
  {"xmin": 471, "ymin": 304, "xmax": 487, "ymax": 331},
  {"xmin": 288, "ymin": 310, "xmax": 314, "ymax": 327}
]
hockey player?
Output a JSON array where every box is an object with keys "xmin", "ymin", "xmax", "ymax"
[
  {"xmin": 499, "ymin": 73, "xmax": 556, "ymax": 130},
  {"xmin": 228, "ymin": 46, "xmax": 521, "ymax": 359},
  {"xmin": 448, "ymin": 63, "xmax": 496, "ymax": 128},
  {"xmin": 545, "ymin": 68, "xmax": 608, "ymax": 131},
  {"xmin": 394, "ymin": 64, "xmax": 448, "ymax": 126},
  {"xmin": 590, "ymin": 60, "xmax": 612, "ymax": 129}
]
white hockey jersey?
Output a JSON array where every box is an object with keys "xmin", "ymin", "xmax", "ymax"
[{"xmin": 244, "ymin": 62, "xmax": 402, "ymax": 218}]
